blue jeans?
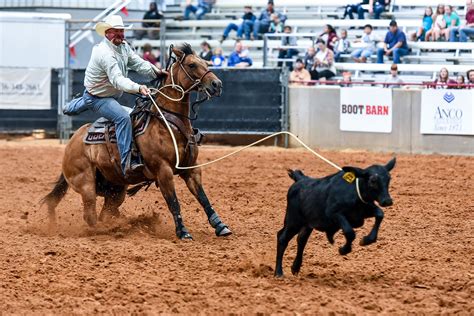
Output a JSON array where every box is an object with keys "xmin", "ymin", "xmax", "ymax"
[
  {"xmin": 458, "ymin": 27, "xmax": 474, "ymax": 42},
  {"xmin": 242, "ymin": 20, "xmax": 254, "ymax": 39},
  {"xmin": 253, "ymin": 20, "xmax": 270, "ymax": 38},
  {"xmin": 358, "ymin": 3, "xmax": 385, "ymax": 19},
  {"xmin": 184, "ymin": 5, "xmax": 209, "ymax": 20},
  {"xmin": 223, "ymin": 22, "xmax": 245, "ymax": 39},
  {"xmin": 63, "ymin": 90, "xmax": 133, "ymax": 174},
  {"xmin": 377, "ymin": 47, "xmax": 409, "ymax": 64}
]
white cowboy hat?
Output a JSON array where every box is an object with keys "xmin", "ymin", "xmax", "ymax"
[{"xmin": 95, "ymin": 15, "xmax": 132, "ymax": 36}]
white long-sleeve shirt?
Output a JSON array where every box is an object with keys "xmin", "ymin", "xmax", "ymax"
[{"xmin": 84, "ymin": 39, "xmax": 157, "ymax": 97}]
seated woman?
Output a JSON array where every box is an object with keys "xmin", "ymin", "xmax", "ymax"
[
  {"xmin": 441, "ymin": 5, "xmax": 461, "ymax": 41},
  {"xmin": 433, "ymin": 67, "xmax": 456, "ymax": 89},
  {"xmin": 310, "ymin": 39, "xmax": 337, "ymax": 81}
]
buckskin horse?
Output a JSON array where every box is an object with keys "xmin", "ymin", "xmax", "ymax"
[{"xmin": 42, "ymin": 44, "xmax": 231, "ymax": 240}]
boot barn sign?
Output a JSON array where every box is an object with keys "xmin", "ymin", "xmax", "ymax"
[
  {"xmin": 340, "ymin": 87, "xmax": 393, "ymax": 133},
  {"xmin": 420, "ymin": 90, "xmax": 474, "ymax": 135}
]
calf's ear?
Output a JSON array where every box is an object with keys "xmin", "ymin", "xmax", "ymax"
[
  {"xmin": 342, "ymin": 166, "xmax": 367, "ymax": 178},
  {"xmin": 385, "ymin": 157, "xmax": 396, "ymax": 171}
]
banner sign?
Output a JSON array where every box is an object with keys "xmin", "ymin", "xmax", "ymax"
[
  {"xmin": 340, "ymin": 87, "xmax": 393, "ymax": 133},
  {"xmin": 420, "ymin": 90, "xmax": 474, "ymax": 135},
  {"xmin": 0, "ymin": 68, "xmax": 51, "ymax": 110}
]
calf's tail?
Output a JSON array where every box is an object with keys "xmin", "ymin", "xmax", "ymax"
[{"xmin": 287, "ymin": 169, "xmax": 306, "ymax": 182}]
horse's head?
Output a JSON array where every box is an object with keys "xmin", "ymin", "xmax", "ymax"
[{"xmin": 170, "ymin": 43, "xmax": 222, "ymax": 97}]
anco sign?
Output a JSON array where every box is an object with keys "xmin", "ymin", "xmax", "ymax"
[
  {"xmin": 340, "ymin": 87, "xmax": 393, "ymax": 133},
  {"xmin": 420, "ymin": 90, "xmax": 474, "ymax": 135}
]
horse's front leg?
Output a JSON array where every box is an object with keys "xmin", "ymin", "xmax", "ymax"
[
  {"xmin": 181, "ymin": 169, "xmax": 232, "ymax": 237},
  {"xmin": 157, "ymin": 166, "xmax": 193, "ymax": 240}
]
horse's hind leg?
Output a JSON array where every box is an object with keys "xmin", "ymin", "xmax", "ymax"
[
  {"xmin": 157, "ymin": 166, "xmax": 192, "ymax": 240},
  {"xmin": 66, "ymin": 167, "xmax": 98, "ymax": 227},
  {"xmin": 181, "ymin": 169, "xmax": 232, "ymax": 237},
  {"xmin": 99, "ymin": 186, "xmax": 126, "ymax": 221}
]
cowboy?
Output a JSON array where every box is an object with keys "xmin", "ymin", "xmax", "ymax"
[{"xmin": 63, "ymin": 15, "xmax": 167, "ymax": 178}]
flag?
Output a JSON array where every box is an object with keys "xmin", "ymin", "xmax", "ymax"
[
  {"xmin": 69, "ymin": 46, "xmax": 77, "ymax": 58},
  {"xmin": 120, "ymin": 6, "xmax": 129, "ymax": 16}
]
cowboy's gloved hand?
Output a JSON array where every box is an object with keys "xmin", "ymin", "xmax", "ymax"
[{"xmin": 139, "ymin": 85, "xmax": 151, "ymax": 96}]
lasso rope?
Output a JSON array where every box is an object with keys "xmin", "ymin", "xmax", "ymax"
[{"xmin": 146, "ymin": 93, "xmax": 342, "ymax": 172}]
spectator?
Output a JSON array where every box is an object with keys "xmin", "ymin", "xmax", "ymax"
[
  {"xmin": 134, "ymin": 2, "xmax": 162, "ymax": 40},
  {"xmin": 142, "ymin": 43, "xmax": 160, "ymax": 66},
  {"xmin": 466, "ymin": 69, "xmax": 474, "ymax": 86},
  {"xmin": 339, "ymin": 71, "xmax": 353, "ymax": 87},
  {"xmin": 278, "ymin": 25, "xmax": 298, "ymax": 69},
  {"xmin": 319, "ymin": 24, "xmax": 338, "ymax": 51},
  {"xmin": 289, "ymin": 58, "xmax": 311, "ymax": 86},
  {"xmin": 425, "ymin": 4, "xmax": 446, "ymax": 41},
  {"xmin": 433, "ymin": 67, "xmax": 456, "ymax": 89},
  {"xmin": 184, "ymin": 0, "xmax": 214, "ymax": 20},
  {"xmin": 333, "ymin": 29, "xmax": 350, "ymax": 62},
  {"xmin": 211, "ymin": 47, "xmax": 225, "ymax": 67},
  {"xmin": 220, "ymin": 6, "xmax": 256, "ymax": 42},
  {"xmin": 228, "ymin": 41, "xmax": 253, "ymax": 67},
  {"xmin": 343, "ymin": 1, "xmax": 365, "ymax": 19},
  {"xmin": 377, "ymin": 20, "xmax": 409, "ymax": 64},
  {"xmin": 311, "ymin": 39, "xmax": 336, "ymax": 80},
  {"xmin": 411, "ymin": 7, "xmax": 433, "ymax": 41},
  {"xmin": 454, "ymin": 74, "xmax": 465, "ymax": 89},
  {"xmin": 441, "ymin": 5, "xmax": 461, "ymax": 40},
  {"xmin": 253, "ymin": 1, "xmax": 286, "ymax": 40},
  {"xmin": 357, "ymin": 0, "xmax": 390, "ymax": 20},
  {"xmin": 352, "ymin": 24, "xmax": 376, "ymax": 63},
  {"xmin": 450, "ymin": 0, "xmax": 474, "ymax": 42},
  {"xmin": 303, "ymin": 46, "xmax": 316, "ymax": 72},
  {"xmin": 268, "ymin": 13, "xmax": 284, "ymax": 33},
  {"xmin": 384, "ymin": 63, "xmax": 403, "ymax": 88},
  {"xmin": 199, "ymin": 41, "xmax": 212, "ymax": 65}
]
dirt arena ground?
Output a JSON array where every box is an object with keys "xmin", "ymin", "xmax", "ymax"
[{"xmin": 0, "ymin": 139, "xmax": 472, "ymax": 314}]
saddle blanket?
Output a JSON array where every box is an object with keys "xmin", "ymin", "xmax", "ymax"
[{"xmin": 83, "ymin": 110, "xmax": 150, "ymax": 145}]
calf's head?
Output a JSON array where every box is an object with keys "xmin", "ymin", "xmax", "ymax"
[{"xmin": 342, "ymin": 158, "xmax": 396, "ymax": 207}]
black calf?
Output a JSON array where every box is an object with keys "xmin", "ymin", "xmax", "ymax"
[{"xmin": 275, "ymin": 158, "xmax": 396, "ymax": 277}]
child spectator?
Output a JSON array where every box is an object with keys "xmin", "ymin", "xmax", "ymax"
[
  {"xmin": 433, "ymin": 67, "xmax": 456, "ymax": 88},
  {"xmin": 450, "ymin": 0, "xmax": 474, "ymax": 42},
  {"xmin": 211, "ymin": 47, "xmax": 225, "ymax": 67},
  {"xmin": 268, "ymin": 14, "xmax": 284, "ymax": 33},
  {"xmin": 319, "ymin": 24, "xmax": 338, "ymax": 51},
  {"xmin": 220, "ymin": 6, "xmax": 256, "ymax": 42},
  {"xmin": 289, "ymin": 58, "xmax": 311, "ymax": 85},
  {"xmin": 384, "ymin": 63, "xmax": 404, "ymax": 88},
  {"xmin": 425, "ymin": 4, "xmax": 446, "ymax": 41},
  {"xmin": 333, "ymin": 29, "xmax": 350, "ymax": 62},
  {"xmin": 411, "ymin": 7, "xmax": 433, "ymax": 41},
  {"xmin": 184, "ymin": 0, "xmax": 214, "ymax": 20},
  {"xmin": 303, "ymin": 46, "xmax": 316, "ymax": 72},
  {"xmin": 312, "ymin": 39, "xmax": 336, "ymax": 80},
  {"xmin": 377, "ymin": 20, "xmax": 409, "ymax": 64},
  {"xmin": 352, "ymin": 24, "xmax": 376, "ymax": 63},
  {"xmin": 228, "ymin": 41, "xmax": 253, "ymax": 67},
  {"xmin": 278, "ymin": 25, "xmax": 298, "ymax": 69},
  {"xmin": 142, "ymin": 43, "xmax": 160, "ymax": 66},
  {"xmin": 199, "ymin": 41, "xmax": 213, "ymax": 65},
  {"xmin": 441, "ymin": 5, "xmax": 461, "ymax": 41}
]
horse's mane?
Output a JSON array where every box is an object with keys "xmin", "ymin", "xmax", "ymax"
[{"xmin": 177, "ymin": 43, "xmax": 194, "ymax": 56}]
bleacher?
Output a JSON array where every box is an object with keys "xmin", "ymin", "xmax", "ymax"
[{"xmin": 131, "ymin": 0, "xmax": 473, "ymax": 83}]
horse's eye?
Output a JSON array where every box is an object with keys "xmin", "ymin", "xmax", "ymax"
[{"xmin": 189, "ymin": 63, "xmax": 196, "ymax": 68}]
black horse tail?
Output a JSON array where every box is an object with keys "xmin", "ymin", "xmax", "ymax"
[
  {"xmin": 41, "ymin": 173, "xmax": 69, "ymax": 206},
  {"xmin": 288, "ymin": 169, "xmax": 306, "ymax": 182}
]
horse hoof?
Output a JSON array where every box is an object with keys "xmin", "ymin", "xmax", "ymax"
[
  {"xmin": 179, "ymin": 232, "xmax": 193, "ymax": 240},
  {"xmin": 338, "ymin": 246, "xmax": 351, "ymax": 256},
  {"xmin": 216, "ymin": 226, "xmax": 232, "ymax": 237},
  {"xmin": 360, "ymin": 236, "xmax": 375, "ymax": 246}
]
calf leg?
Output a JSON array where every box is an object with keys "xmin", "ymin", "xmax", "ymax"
[
  {"xmin": 360, "ymin": 208, "xmax": 384, "ymax": 246},
  {"xmin": 181, "ymin": 170, "xmax": 231, "ymax": 236},
  {"xmin": 291, "ymin": 226, "xmax": 313, "ymax": 276},
  {"xmin": 275, "ymin": 224, "xmax": 300, "ymax": 277},
  {"xmin": 335, "ymin": 213, "xmax": 355, "ymax": 255}
]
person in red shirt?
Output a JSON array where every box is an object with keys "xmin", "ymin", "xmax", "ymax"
[
  {"xmin": 142, "ymin": 43, "xmax": 159, "ymax": 66},
  {"xmin": 449, "ymin": 0, "xmax": 474, "ymax": 42}
]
